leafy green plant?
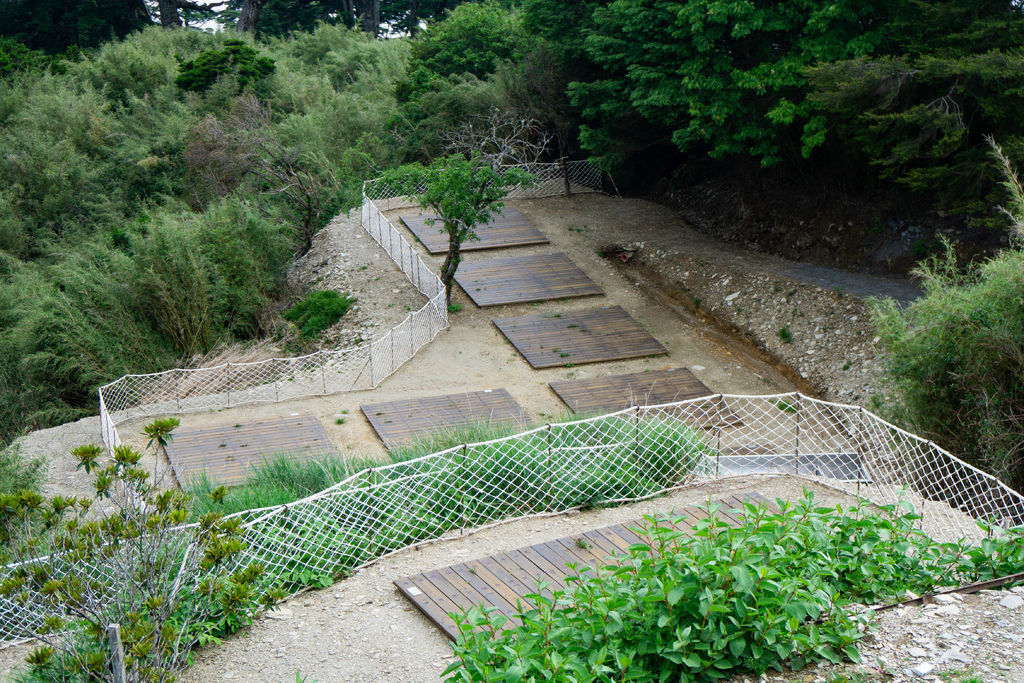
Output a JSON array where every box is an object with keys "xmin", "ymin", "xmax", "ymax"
[
  {"xmin": 445, "ymin": 493, "xmax": 1024, "ymax": 682},
  {"xmin": 778, "ymin": 326, "xmax": 793, "ymax": 343},
  {"xmin": 283, "ymin": 290, "xmax": 356, "ymax": 339}
]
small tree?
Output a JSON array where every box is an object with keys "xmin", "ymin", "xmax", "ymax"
[
  {"xmin": 0, "ymin": 419, "xmax": 275, "ymax": 682},
  {"xmin": 382, "ymin": 153, "xmax": 534, "ymax": 304}
]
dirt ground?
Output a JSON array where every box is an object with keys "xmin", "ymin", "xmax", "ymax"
[{"xmin": 111, "ymin": 193, "xmax": 795, "ymax": 464}]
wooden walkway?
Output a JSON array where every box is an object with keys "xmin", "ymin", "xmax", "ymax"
[
  {"xmin": 400, "ymin": 207, "xmax": 548, "ymax": 254},
  {"xmin": 454, "ymin": 252, "xmax": 604, "ymax": 307},
  {"xmin": 395, "ymin": 493, "xmax": 768, "ymax": 640},
  {"xmin": 361, "ymin": 389, "xmax": 529, "ymax": 450},
  {"xmin": 164, "ymin": 414, "xmax": 333, "ymax": 486},
  {"xmin": 493, "ymin": 306, "xmax": 668, "ymax": 369},
  {"xmin": 549, "ymin": 368, "xmax": 712, "ymax": 414}
]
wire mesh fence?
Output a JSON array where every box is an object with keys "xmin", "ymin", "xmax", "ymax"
[
  {"xmin": 5, "ymin": 392, "xmax": 1024, "ymax": 644},
  {"xmin": 95, "ymin": 160, "xmax": 605, "ymax": 451}
]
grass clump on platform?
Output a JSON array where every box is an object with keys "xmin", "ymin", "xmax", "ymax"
[
  {"xmin": 188, "ymin": 453, "xmax": 378, "ymax": 518},
  {"xmin": 445, "ymin": 493, "xmax": 1024, "ymax": 682},
  {"xmin": 191, "ymin": 415, "xmax": 712, "ymax": 592},
  {"xmin": 283, "ymin": 290, "xmax": 356, "ymax": 340}
]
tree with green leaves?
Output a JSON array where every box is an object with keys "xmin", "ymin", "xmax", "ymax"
[
  {"xmin": 382, "ymin": 153, "xmax": 533, "ymax": 304},
  {"xmin": 407, "ymin": 0, "xmax": 524, "ymax": 80},
  {"xmin": 0, "ymin": 419, "xmax": 278, "ymax": 682},
  {"xmin": 175, "ymin": 38, "xmax": 276, "ymax": 92},
  {"xmin": 570, "ymin": 0, "xmax": 893, "ymax": 170}
]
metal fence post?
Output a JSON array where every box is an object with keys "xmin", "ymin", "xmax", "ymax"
[
  {"xmin": 460, "ymin": 444, "xmax": 468, "ymax": 534},
  {"xmin": 225, "ymin": 362, "xmax": 231, "ymax": 407},
  {"xmin": 369, "ymin": 340, "xmax": 376, "ymax": 387},
  {"xmin": 108, "ymin": 624, "xmax": 126, "ymax": 683},
  {"xmin": 320, "ymin": 351, "xmax": 327, "ymax": 395},
  {"xmin": 794, "ymin": 394, "xmax": 802, "ymax": 475},
  {"xmin": 546, "ymin": 424, "xmax": 554, "ymax": 511}
]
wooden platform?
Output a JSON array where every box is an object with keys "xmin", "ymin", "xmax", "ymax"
[
  {"xmin": 493, "ymin": 306, "xmax": 668, "ymax": 369},
  {"xmin": 454, "ymin": 252, "xmax": 604, "ymax": 307},
  {"xmin": 549, "ymin": 368, "xmax": 713, "ymax": 414},
  {"xmin": 361, "ymin": 389, "xmax": 529, "ymax": 450},
  {"xmin": 396, "ymin": 493, "xmax": 768, "ymax": 640},
  {"xmin": 164, "ymin": 414, "xmax": 333, "ymax": 486},
  {"xmin": 400, "ymin": 207, "xmax": 548, "ymax": 254}
]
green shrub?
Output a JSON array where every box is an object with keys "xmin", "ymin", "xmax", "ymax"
[
  {"xmin": 175, "ymin": 39, "xmax": 276, "ymax": 93},
  {"xmin": 0, "ymin": 443, "xmax": 42, "ymax": 497},
  {"xmin": 0, "ymin": 421, "xmax": 276, "ymax": 682},
  {"xmin": 446, "ymin": 494, "xmax": 1024, "ymax": 681},
  {"xmin": 0, "ymin": 37, "xmax": 53, "ymax": 78},
  {"xmin": 873, "ymin": 143, "xmax": 1024, "ymax": 488},
  {"xmin": 0, "ymin": 24, "xmax": 411, "ymax": 448},
  {"xmin": 283, "ymin": 290, "xmax": 356, "ymax": 339}
]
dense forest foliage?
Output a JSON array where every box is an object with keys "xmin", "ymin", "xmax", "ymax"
[{"xmin": 1, "ymin": 0, "xmax": 1022, "ymax": 478}]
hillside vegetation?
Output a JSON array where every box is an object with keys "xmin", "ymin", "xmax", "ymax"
[{"xmin": 0, "ymin": 26, "xmax": 413, "ymax": 444}]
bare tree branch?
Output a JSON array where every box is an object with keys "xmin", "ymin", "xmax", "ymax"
[{"xmin": 442, "ymin": 107, "xmax": 553, "ymax": 169}]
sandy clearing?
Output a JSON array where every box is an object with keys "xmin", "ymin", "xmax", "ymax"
[{"xmin": 113, "ymin": 193, "xmax": 793, "ymax": 465}]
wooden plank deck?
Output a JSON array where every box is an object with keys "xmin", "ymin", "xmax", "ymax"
[
  {"xmin": 400, "ymin": 207, "xmax": 548, "ymax": 254},
  {"xmin": 361, "ymin": 388, "xmax": 529, "ymax": 450},
  {"xmin": 396, "ymin": 493, "xmax": 769, "ymax": 640},
  {"xmin": 492, "ymin": 306, "xmax": 668, "ymax": 369},
  {"xmin": 549, "ymin": 367, "xmax": 712, "ymax": 414},
  {"xmin": 164, "ymin": 413, "xmax": 333, "ymax": 486},
  {"xmin": 454, "ymin": 252, "xmax": 604, "ymax": 307}
]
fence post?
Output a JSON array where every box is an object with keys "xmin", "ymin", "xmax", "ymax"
[
  {"xmin": 225, "ymin": 362, "xmax": 231, "ymax": 408},
  {"xmin": 546, "ymin": 424, "xmax": 554, "ymax": 511},
  {"xmin": 560, "ymin": 157, "xmax": 571, "ymax": 197},
  {"xmin": 794, "ymin": 394, "xmax": 802, "ymax": 475},
  {"xmin": 856, "ymin": 406, "xmax": 866, "ymax": 499},
  {"xmin": 320, "ymin": 351, "xmax": 327, "ymax": 395},
  {"xmin": 369, "ymin": 340, "xmax": 376, "ymax": 387},
  {"xmin": 633, "ymin": 405, "xmax": 640, "ymax": 460},
  {"xmin": 460, "ymin": 444, "xmax": 468, "ymax": 534},
  {"xmin": 715, "ymin": 395, "xmax": 723, "ymax": 477},
  {"xmin": 108, "ymin": 624, "xmax": 126, "ymax": 683}
]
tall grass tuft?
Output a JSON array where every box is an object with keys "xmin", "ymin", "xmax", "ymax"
[{"xmin": 200, "ymin": 415, "xmax": 713, "ymax": 590}]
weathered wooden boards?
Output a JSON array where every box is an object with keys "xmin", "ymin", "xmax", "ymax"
[
  {"xmin": 493, "ymin": 306, "xmax": 668, "ymax": 369},
  {"xmin": 549, "ymin": 367, "xmax": 712, "ymax": 414},
  {"xmin": 399, "ymin": 207, "xmax": 548, "ymax": 254},
  {"xmin": 395, "ymin": 493, "xmax": 769, "ymax": 640},
  {"xmin": 361, "ymin": 388, "xmax": 529, "ymax": 450},
  {"xmin": 164, "ymin": 413, "xmax": 333, "ymax": 486},
  {"xmin": 454, "ymin": 252, "xmax": 604, "ymax": 307}
]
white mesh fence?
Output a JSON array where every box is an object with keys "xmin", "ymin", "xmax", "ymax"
[
  {"xmin": 5, "ymin": 392, "xmax": 1024, "ymax": 643},
  {"xmin": 95, "ymin": 160, "xmax": 604, "ymax": 450}
]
